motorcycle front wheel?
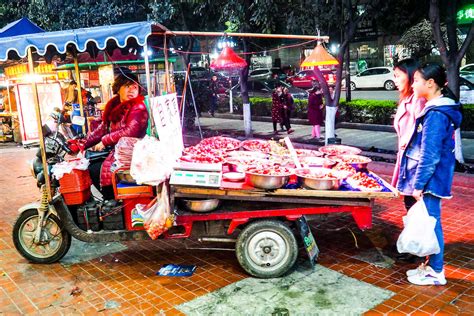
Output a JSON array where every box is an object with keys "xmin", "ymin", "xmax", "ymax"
[{"xmin": 12, "ymin": 209, "xmax": 71, "ymax": 263}]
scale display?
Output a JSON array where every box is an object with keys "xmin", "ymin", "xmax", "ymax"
[{"xmin": 170, "ymin": 170, "xmax": 222, "ymax": 187}]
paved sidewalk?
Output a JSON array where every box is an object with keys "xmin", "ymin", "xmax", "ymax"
[
  {"xmin": 192, "ymin": 116, "xmax": 474, "ymax": 162},
  {"xmin": 0, "ymin": 145, "xmax": 473, "ymax": 314}
]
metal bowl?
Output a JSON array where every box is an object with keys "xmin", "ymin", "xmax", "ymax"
[
  {"xmin": 295, "ymin": 168, "xmax": 345, "ymax": 190},
  {"xmin": 300, "ymin": 177, "xmax": 342, "ymax": 190},
  {"xmin": 330, "ymin": 154, "xmax": 372, "ymax": 170},
  {"xmin": 183, "ymin": 199, "xmax": 220, "ymax": 212},
  {"xmin": 246, "ymin": 173, "xmax": 290, "ymax": 190}
]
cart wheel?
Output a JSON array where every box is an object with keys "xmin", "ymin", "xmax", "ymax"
[
  {"xmin": 12, "ymin": 209, "xmax": 71, "ymax": 264},
  {"xmin": 236, "ymin": 220, "xmax": 298, "ymax": 278}
]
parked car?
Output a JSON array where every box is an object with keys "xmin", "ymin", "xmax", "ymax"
[
  {"xmin": 287, "ymin": 69, "xmax": 336, "ymax": 89},
  {"xmin": 349, "ymin": 67, "xmax": 395, "ymax": 90},
  {"xmin": 190, "ymin": 66, "xmax": 209, "ymax": 78},
  {"xmin": 249, "ymin": 68, "xmax": 287, "ymax": 81},
  {"xmin": 460, "ymin": 77, "xmax": 474, "ymax": 104},
  {"xmin": 229, "ymin": 79, "xmax": 308, "ymax": 99},
  {"xmin": 460, "ymin": 63, "xmax": 474, "ymax": 84}
]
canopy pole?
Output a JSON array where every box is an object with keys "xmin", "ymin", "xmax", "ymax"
[
  {"xmin": 164, "ymin": 34, "xmax": 171, "ymax": 93},
  {"xmin": 143, "ymin": 44, "xmax": 153, "ymax": 97},
  {"xmin": 73, "ymin": 51, "xmax": 86, "ymax": 133},
  {"xmin": 160, "ymin": 31, "xmax": 329, "ymax": 42},
  {"xmin": 27, "ymin": 47, "xmax": 51, "ymax": 200}
]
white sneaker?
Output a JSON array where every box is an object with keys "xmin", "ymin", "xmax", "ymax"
[
  {"xmin": 406, "ymin": 262, "xmax": 427, "ymax": 277},
  {"xmin": 407, "ymin": 265, "xmax": 447, "ymax": 286}
]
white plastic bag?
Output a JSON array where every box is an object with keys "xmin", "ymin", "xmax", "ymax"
[
  {"xmin": 136, "ymin": 184, "xmax": 172, "ymax": 240},
  {"xmin": 51, "ymin": 158, "xmax": 90, "ymax": 180},
  {"xmin": 396, "ymin": 198, "xmax": 440, "ymax": 257},
  {"xmin": 130, "ymin": 135, "xmax": 176, "ymax": 185}
]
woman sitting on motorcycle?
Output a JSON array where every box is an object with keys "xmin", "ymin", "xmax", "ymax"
[{"xmin": 77, "ymin": 73, "xmax": 148, "ymax": 199}]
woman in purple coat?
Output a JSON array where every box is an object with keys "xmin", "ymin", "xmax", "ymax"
[{"xmin": 307, "ymin": 83, "xmax": 324, "ymax": 139}]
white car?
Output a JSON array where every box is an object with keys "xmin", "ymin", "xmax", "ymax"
[
  {"xmin": 460, "ymin": 63, "xmax": 474, "ymax": 84},
  {"xmin": 350, "ymin": 67, "xmax": 395, "ymax": 90},
  {"xmin": 460, "ymin": 77, "xmax": 474, "ymax": 104}
]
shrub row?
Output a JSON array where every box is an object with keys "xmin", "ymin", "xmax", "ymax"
[{"xmin": 215, "ymin": 95, "xmax": 474, "ymax": 131}]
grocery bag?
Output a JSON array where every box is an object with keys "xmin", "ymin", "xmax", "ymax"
[
  {"xmin": 130, "ymin": 135, "xmax": 175, "ymax": 185},
  {"xmin": 396, "ymin": 198, "xmax": 440, "ymax": 257},
  {"xmin": 136, "ymin": 184, "xmax": 173, "ymax": 240}
]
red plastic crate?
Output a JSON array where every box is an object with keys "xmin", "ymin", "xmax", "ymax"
[
  {"xmin": 59, "ymin": 169, "xmax": 92, "ymax": 193},
  {"xmin": 63, "ymin": 189, "xmax": 91, "ymax": 205},
  {"xmin": 123, "ymin": 197, "xmax": 153, "ymax": 231}
]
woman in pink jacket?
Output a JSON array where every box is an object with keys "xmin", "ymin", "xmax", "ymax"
[{"xmin": 392, "ymin": 58, "xmax": 426, "ymax": 211}]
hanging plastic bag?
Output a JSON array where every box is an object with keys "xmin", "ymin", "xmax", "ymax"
[
  {"xmin": 130, "ymin": 135, "xmax": 176, "ymax": 185},
  {"xmin": 136, "ymin": 184, "xmax": 173, "ymax": 240},
  {"xmin": 396, "ymin": 198, "xmax": 440, "ymax": 257}
]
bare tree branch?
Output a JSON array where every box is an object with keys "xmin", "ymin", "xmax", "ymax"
[
  {"xmin": 429, "ymin": 0, "xmax": 448, "ymax": 65},
  {"xmin": 456, "ymin": 22, "xmax": 474, "ymax": 66}
]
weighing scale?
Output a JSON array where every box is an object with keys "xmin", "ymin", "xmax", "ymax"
[{"xmin": 170, "ymin": 162, "xmax": 222, "ymax": 187}]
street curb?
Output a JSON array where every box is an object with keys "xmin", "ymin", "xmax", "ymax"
[{"xmin": 211, "ymin": 113, "xmax": 474, "ymax": 138}]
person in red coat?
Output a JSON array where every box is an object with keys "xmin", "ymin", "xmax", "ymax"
[
  {"xmin": 271, "ymin": 86, "xmax": 284, "ymax": 134},
  {"xmin": 84, "ymin": 73, "xmax": 148, "ymax": 199},
  {"xmin": 307, "ymin": 82, "xmax": 324, "ymax": 139}
]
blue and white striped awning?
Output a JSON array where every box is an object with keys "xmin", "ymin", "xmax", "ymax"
[{"xmin": 0, "ymin": 21, "xmax": 168, "ymax": 61}]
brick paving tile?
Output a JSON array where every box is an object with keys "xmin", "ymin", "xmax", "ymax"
[{"xmin": 1, "ymin": 147, "xmax": 473, "ymax": 315}]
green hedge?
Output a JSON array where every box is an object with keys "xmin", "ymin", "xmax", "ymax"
[
  {"xmin": 217, "ymin": 96, "xmax": 474, "ymax": 131},
  {"xmin": 339, "ymin": 100, "xmax": 397, "ymax": 125}
]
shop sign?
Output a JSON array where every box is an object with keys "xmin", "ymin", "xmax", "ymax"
[
  {"xmin": 16, "ymin": 83, "xmax": 63, "ymax": 142},
  {"xmin": 457, "ymin": 5, "xmax": 474, "ymax": 25},
  {"xmin": 150, "ymin": 93, "xmax": 183, "ymax": 161},
  {"xmin": 5, "ymin": 63, "xmax": 55, "ymax": 77}
]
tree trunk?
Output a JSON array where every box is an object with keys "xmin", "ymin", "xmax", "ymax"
[
  {"xmin": 240, "ymin": 38, "xmax": 252, "ymax": 138},
  {"xmin": 240, "ymin": 0, "xmax": 252, "ymax": 138}
]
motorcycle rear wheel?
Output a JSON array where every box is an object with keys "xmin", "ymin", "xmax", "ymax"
[{"xmin": 12, "ymin": 209, "xmax": 71, "ymax": 264}]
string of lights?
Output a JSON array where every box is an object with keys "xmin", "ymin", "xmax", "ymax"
[{"xmin": 150, "ymin": 38, "xmax": 319, "ymax": 56}]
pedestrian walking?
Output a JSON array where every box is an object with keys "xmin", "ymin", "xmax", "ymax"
[
  {"xmin": 208, "ymin": 75, "xmax": 218, "ymax": 117},
  {"xmin": 392, "ymin": 58, "xmax": 427, "ymax": 211},
  {"xmin": 271, "ymin": 86, "xmax": 284, "ymax": 134},
  {"xmin": 307, "ymin": 82, "xmax": 324, "ymax": 139},
  {"xmin": 280, "ymin": 87, "xmax": 294, "ymax": 134},
  {"xmin": 324, "ymin": 85, "xmax": 337, "ymax": 140},
  {"xmin": 398, "ymin": 63, "xmax": 462, "ymax": 286}
]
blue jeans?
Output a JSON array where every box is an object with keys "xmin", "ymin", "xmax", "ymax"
[{"xmin": 424, "ymin": 194, "xmax": 444, "ymax": 272}]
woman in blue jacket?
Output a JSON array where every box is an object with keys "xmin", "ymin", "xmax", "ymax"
[{"xmin": 398, "ymin": 64, "xmax": 462, "ymax": 286}]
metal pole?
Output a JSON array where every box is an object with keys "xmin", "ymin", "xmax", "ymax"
[
  {"xmin": 229, "ymin": 79, "xmax": 233, "ymax": 114},
  {"xmin": 164, "ymin": 34, "xmax": 171, "ymax": 93},
  {"xmin": 162, "ymin": 31, "xmax": 329, "ymax": 42},
  {"xmin": 27, "ymin": 47, "xmax": 51, "ymax": 200},
  {"xmin": 143, "ymin": 44, "xmax": 153, "ymax": 97},
  {"xmin": 187, "ymin": 78, "xmax": 203, "ymax": 139},
  {"xmin": 73, "ymin": 51, "xmax": 86, "ymax": 133}
]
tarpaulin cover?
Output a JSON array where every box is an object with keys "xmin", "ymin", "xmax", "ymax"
[
  {"xmin": 0, "ymin": 17, "xmax": 44, "ymax": 38},
  {"xmin": 0, "ymin": 21, "xmax": 168, "ymax": 61}
]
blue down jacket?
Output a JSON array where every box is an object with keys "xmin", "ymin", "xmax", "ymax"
[{"xmin": 397, "ymin": 96, "xmax": 462, "ymax": 198}]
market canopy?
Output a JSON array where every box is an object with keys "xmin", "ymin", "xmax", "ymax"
[
  {"xmin": 0, "ymin": 21, "xmax": 169, "ymax": 62},
  {"xmin": 0, "ymin": 17, "xmax": 44, "ymax": 38}
]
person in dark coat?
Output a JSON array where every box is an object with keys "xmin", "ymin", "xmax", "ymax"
[
  {"xmin": 307, "ymin": 82, "xmax": 324, "ymax": 138},
  {"xmin": 208, "ymin": 75, "xmax": 218, "ymax": 117},
  {"xmin": 83, "ymin": 73, "xmax": 149, "ymax": 199},
  {"xmin": 280, "ymin": 87, "xmax": 294, "ymax": 134}
]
